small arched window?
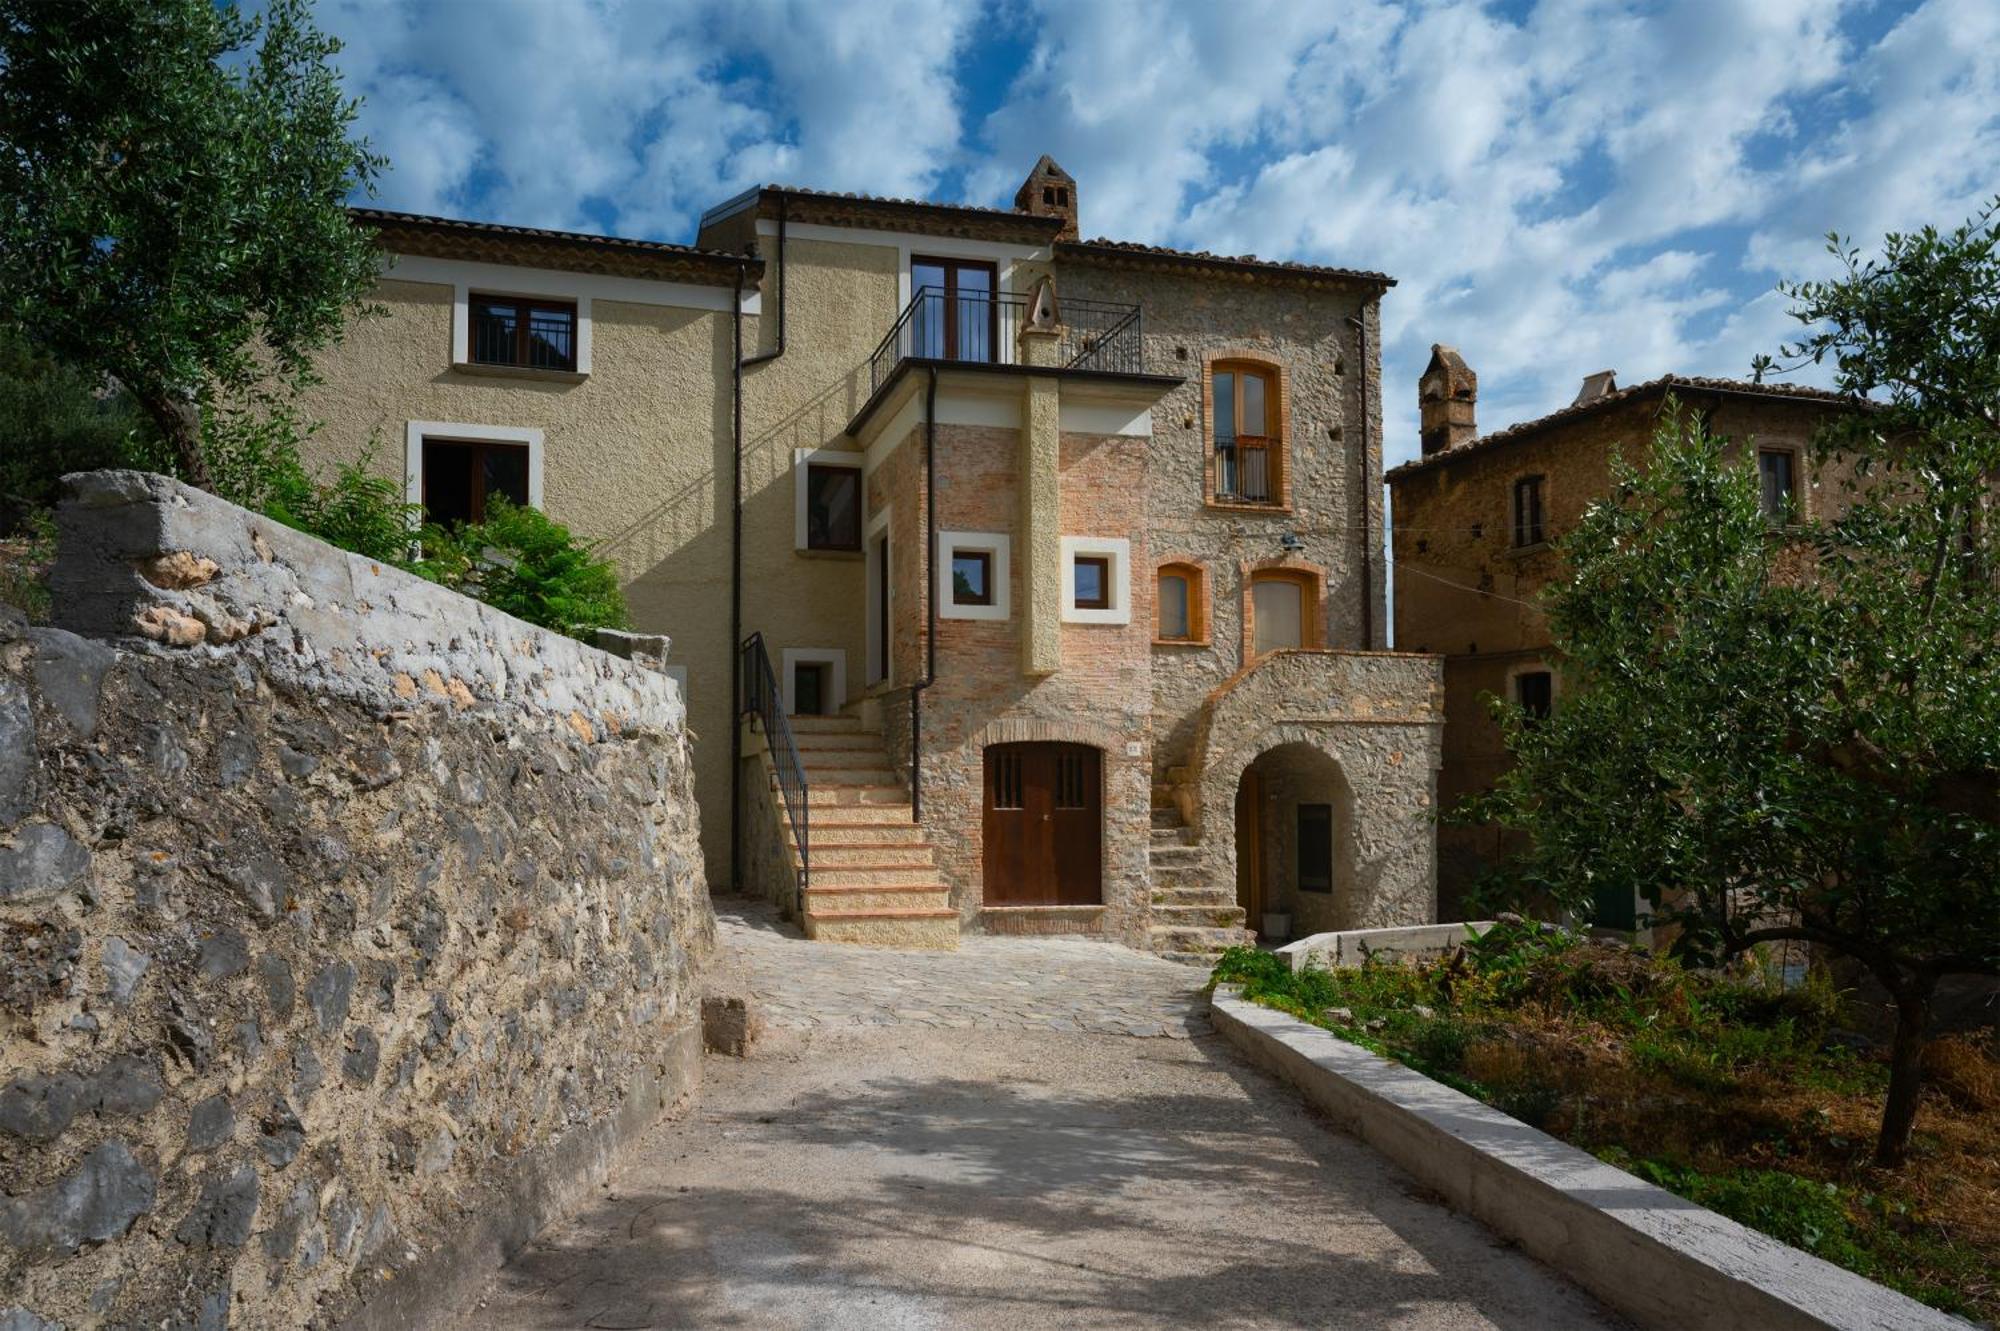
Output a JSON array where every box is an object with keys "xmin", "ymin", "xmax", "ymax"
[
  {"xmin": 1155, "ymin": 561, "xmax": 1207, "ymax": 643},
  {"xmin": 1210, "ymin": 360, "xmax": 1285, "ymax": 506}
]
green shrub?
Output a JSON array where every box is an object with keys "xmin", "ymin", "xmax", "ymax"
[
  {"xmin": 0, "ymin": 331, "xmax": 166, "ymax": 528},
  {"xmin": 1410, "ymin": 1017, "xmax": 1473, "ymax": 1073},
  {"xmin": 0, "ymin": 508, "xmax": 57, "ymax": 622},
  {"xmin": 424, "ymin": 499, "xmax": 628, "ymax": 641}
]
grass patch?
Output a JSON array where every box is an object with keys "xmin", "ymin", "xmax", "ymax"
[{"xmin": 1211, "ymin": 930, "xmax": 1996, "ymax": 1321}]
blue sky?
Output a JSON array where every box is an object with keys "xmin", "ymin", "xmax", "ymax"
[{"xmin": 319, "ymin": 0, "xmax": 2000, "ymax": 468}]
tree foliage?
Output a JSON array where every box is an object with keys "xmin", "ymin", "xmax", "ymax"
[
  {"xmin": 0, "ymin": 0, "xmax": 383, "ymax": 489},
  {"xmin": 0, "ymin": 327, "xmax": 166, "ymax": 527},
  {"xmin": 1475, "ymin": 201, "xmax": 2000, "ymax": 1168}
]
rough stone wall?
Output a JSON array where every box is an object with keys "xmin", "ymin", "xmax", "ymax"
[
  {"xmin": 1190, "ymin": 651, "xmax": 1442, "ymax": 931},
  {"xmin": 1388, "ymin": 391, "xmax": 1861, "ymax": 911},
  {"xmin": 1, "ymin": 473, "xmax": 712, "ymax": 1330},
  {"xmin": 1053, "ymin": 262, "xmax": 1386, "ymax": 778}
]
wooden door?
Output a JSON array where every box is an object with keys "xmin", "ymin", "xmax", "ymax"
[
  {"xmin": 1235, "ymin": 770, "xmax": 1263, "ymax": 919},
  {"xmin": 984, "ymin": 743, "xmax": 1102, "ymax": 906}
]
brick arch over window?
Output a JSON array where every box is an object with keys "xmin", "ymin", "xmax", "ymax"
[
  {"xmin": 973, "ymin": 717, "xmax": 1124, "ymax": 754},
  {"xmin": 1153, "ymin": 557, "xmax": 1209, "ymax": 645},
  {"xmin": 1203, "ymin": 350, "xmax": 1292, "ymax": 510},
  {"xmin": 1241, "ymin": 555, "xmax": 1325, "ymax": 659}
]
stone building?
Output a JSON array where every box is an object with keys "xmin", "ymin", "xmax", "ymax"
[
  {"xmin": 1386, "ymin": 353, "xmax": 1863, "ymax": 920},
  {"xmin": 295, "ymin": 160, "xmax": 1443, "ymax": 957}
]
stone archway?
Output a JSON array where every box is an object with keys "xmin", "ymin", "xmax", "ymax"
[{"xmin": 1231, "ymin": 741, "xmax": 1355, "ymax": 942}]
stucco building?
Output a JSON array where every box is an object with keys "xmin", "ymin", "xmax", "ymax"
[
  {"xmin": 296, "ymin": 158, "xmax": 1443, "ymax": 957},
  {"xmin": 1386, "ymin": 352, "xmax": 1861, "ymax": 921}
]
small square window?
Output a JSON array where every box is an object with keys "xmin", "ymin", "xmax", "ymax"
[
  {"xmin": 952, "ymin": 551, "xmax": 993, "ymax": 605},
  {"xmin": 805, "ymin": 463, "xmax": 861, "ymax": 551},
  {"xmin": 1515, "ymin": 670, "xmax": 1553, "ymax": 721},
  {"xmin": 1074, "ymin": 556, "xmax": 1110, "ymax": 610}
]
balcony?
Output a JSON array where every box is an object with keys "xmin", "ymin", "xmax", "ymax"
[{"xmin": 866, "ymin": 285, "xmax": 1146, "ymax": 396}]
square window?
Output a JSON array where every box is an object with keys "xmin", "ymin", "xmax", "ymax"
[
  {"xmin": 1515, "ymin": 670, "xmax": 1553, "ymax": 721},
  {"xmin": 1074, "ymin": 556, "xmax": 1110, "ymax": 610},
  {"xmin": 422, "ymin": 439, "xmax": 531, "ymax": 527},
  {"xmin": 805, "ymin": 464, "xmax": 861, "ymax": 551},
  {"xmin": 470, "ymin": 294, "xmax": 577, "ymax": 371},
  {"xmin": 952, "ymin": 551, "xmax": 993, "ymax": 605}
]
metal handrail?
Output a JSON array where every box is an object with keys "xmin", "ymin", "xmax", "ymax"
[
  {"xmin": 867, "ymin": 286, "xmax": 1146, "ymax": 394},
  {"xmin": 740, "ymin": 633, "xmax": 808, "ymax": 903}
]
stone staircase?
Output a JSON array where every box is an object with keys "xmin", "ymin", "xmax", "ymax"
[
  {"xmin": 785, "ymin": 715, "xmax": 958, "ymax": 950},
  {"xmin": 1146, "ymin": 807, "xmax": 1254, "ymax": 965}
]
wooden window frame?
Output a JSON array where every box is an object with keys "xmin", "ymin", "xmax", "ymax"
[
  {"xmin": 1758, "ymin": 447, "xmax": 1799, "ymax": 523},
  {"xmin": 1073, "ymin": 555, "xmax": 1111, "ymax": 610},
  {"xmin": 1204, "ymin": 355, "xmax": 1291, "ymax": 511},
  {"xmin": 1242, "ymin": 565, "xmax": 1322, "ymax": 660},
  {"xmin": 803, "ymin": 462, "xmax": 863, "ymax": 552},
  {"xmin": 951, "ymin": 550, "xmax": 994, "ymax": 606},
  {"xmin": 420, "ymin": 438, "xmax": 532, "ymax": 527},
  {"xmin": 1153, "ymin": 560, "xmax": 1209, "ymax": 646},
  {"xmin": 468, "ymin": 293, "xmax": 579, "ymax": 372},
  {"xmin": 1513, "ymin": 474, "xmax": 1546, "ymax": 549},
  {"xmin": 911, "ymin": 255, "xmax": 999, "ymax": 365}
]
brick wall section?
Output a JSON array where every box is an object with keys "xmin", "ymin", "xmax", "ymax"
[
  {"xmin": 1, "ymin": 473, "xmax": 712, "ymax": 1330},
  {"xmin": 1053, "ymin": 263, "xmax": 1386, "ymax": 780},
  {"xmin": 1389, "ymin": 390, "xmax": 1863, "ymax": 914}
]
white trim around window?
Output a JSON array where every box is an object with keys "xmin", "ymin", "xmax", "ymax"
[
  {"xmin": 404, "ymin": 421, "xmax": 546, "ymax": 510},
  {"xmin": 793, "ymin": 447, "xmax": 864, "ymax": 552},
  {"xmin": 937, "ymin": 530, "xmax": 1011, "ymax": 621},
  {"xmin": 780, "ymin": 648, "xmax": 846, "ymax": 717},
  {"xmin": 1060, "ymin": 536, "xmax": 1132, "ymax": 625}
]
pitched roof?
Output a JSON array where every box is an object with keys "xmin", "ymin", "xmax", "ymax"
[
  {"xmin": 1056, "ymin": 238, "xmax": 1396, "ymax": 289},
  {"xmin": 354, "ymin": 208, "xmax": 756, "ymax": 286},
  {"xmin": 698, "ymin": 185, "xmax": 1061, "ymax": 245},
  {"xmin": 1385, "ymin": 375, "xmax": 1867, "ymax": 480}
]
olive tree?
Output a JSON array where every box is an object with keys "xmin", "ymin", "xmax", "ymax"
[
  {"xmin": 1477, "ymin": 202, "xmax": 2000, "ymax": 1167},
  {"xmin": 0, "ymin": 0, "xmax": 382, "ymax": 492}
]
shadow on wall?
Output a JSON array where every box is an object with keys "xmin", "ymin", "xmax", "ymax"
[{"xmin": 484, "ymin": 1060, "xmax": 1589, "ymax": 1331}]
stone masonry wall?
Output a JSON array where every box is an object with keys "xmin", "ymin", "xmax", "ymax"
[{"xmin": 0, "ymin": 473, "xmax": 712, "ymax": 1330}]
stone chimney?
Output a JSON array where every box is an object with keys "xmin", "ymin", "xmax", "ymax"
[
  {"xmin": 1418, "ymin": 344, "xmax": 1478, "ymax": 456},
  {"xmin": 1014, "ymin": 155, "xmax": 1078, "ymax": 242},
  {"xmin": 1573, "ymin": 370, "xmax": 1618, "ymax": 405}
]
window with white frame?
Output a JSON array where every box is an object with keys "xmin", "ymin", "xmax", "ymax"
[
  {"xmin": 937, "ymin": 531, "xmax": 1011, "ymax": 621},
  {"xmin": 1060, "ymin": 536, "xmax": 1130, "ymax": 624},
  {"xmin": 404, "ymin": 422, "xmax": 545, "ymax": 527},
  {"xmin": 793, "ymin": 449, "xmax": 863, "ymax": 551}
]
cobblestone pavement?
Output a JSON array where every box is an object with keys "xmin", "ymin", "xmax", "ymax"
[
  {"xmin": 705, "ymin": 897, "xmax": 1213, "ymax": 1039},
  {"xmin": 458, "ymin": 899, "xmax": 1624, "ymax": 1330}
]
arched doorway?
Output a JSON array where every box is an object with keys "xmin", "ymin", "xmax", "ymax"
[
  {"xmin": 1234, "ymin": 743, "xmax": 1351, "ymax": 942},
  {"xmin": 983, "ymin": 742, "xmax": 1102, "ymax": 905}
]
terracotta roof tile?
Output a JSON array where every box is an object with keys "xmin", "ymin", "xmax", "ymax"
[
  {"xmin": 353, "ymin": 208, "xmax": 755, "ymax": 285},
  {"xmin": 1386, "ymin": 375, "xmax": 1868, "ymax": 480},
  {"xmin": 1058, "ymin": 238, "xmax": 1395, "ymax": 287}
]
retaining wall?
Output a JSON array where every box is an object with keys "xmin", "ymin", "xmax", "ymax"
[{"xmin": 0, "ymin": 472, "xmax": 714, "ymax": 1329}]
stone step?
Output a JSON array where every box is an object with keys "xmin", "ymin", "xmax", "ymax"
[
  {"xmin": 804, "ymin": 884, "xmax": 952, "ymax": 913},
  {"xmin": 804, "ymin": 907, "xmax": 960, "ymax": 950},
  {"xmin": 1151, "ymin": 903, "xmax": 1247, "ymax": 929},
  {"xmin": 805, "ymin": 843, "xmax": 935, "ymax": 868},
  {"xmin": 809, "ymin": 819, "xmax": 924, "ymax": 843},
  {"xmin": 1150, "ymin": 809, "xmax": 1185, "ymax": 830},
  {"xmin": 1148, "ymin": 863, "xmax": 1211, "ymax": 887},
  {"xmin": 1155, "ymin": 950, "xmax": 1228, "ymax": 969},
  {"xmin": 1148, "ymin": 925, "xmax": 1256, "ymax": 955},
  {"xmin": 1150, "ymin": 886, "xmax": 1240, "ymax": 908},
  {"xmin": 809, "ymin": 805, "xmax": 922, "ymax": 829},
  {"xmin": 803, "ymin": 784, "xmax": 910, "ymax": 807},
  {"xmin": 793, "ymin": 731, "xmax": 885, "ymax": 752},
  {"xmin": 1148, "ymin": 845, "xmax": 1201, "ymax": 866},
  {"xmin": 788, "ymin": 715, "xmax": 873, "ymax": 735},
  {"xmin": 1150, "ymin": 828, "xmax": 1196, "ymax": 848},
  {"xmin": 808, "ymin": 864, "xmax": 942, "ymax": 889},
  {"xmin": 797, "ymin": 764, "xmax": 904, "ymax": 788}
]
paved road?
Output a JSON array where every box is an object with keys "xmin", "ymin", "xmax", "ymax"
[{"xmin": 458, "ymin": 901, "xmax": 1622, "ymax": 1330}]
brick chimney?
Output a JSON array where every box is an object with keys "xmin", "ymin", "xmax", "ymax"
[
  {"xmin": 1014, "ymin": 155, "xmax": 1078, "ymax": 242},
  {"xmin": 1419, "ymin": 344, "xmax": 1477, "ymax": 456},
  {"xmin": 1573, "ymin": 370, "xmax": 1618, "ymax": 405}
]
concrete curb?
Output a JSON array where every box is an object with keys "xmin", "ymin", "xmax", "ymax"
[{"xmin": 1210, "ymin": 991, "xmax": 1963, "ymax": 1331}]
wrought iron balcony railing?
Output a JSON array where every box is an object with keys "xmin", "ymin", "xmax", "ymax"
[{"xmin": 867, "ymin": 286, "xmax": 1145, "ymax": 396}]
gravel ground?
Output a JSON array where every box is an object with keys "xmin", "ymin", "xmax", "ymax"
[{"xmin": 456, "ymin": 905, "xmax": 1623, "ymax": 1330}]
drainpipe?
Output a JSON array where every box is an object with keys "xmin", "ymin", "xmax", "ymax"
[
  {"xmin": 1348, "ymin": 309, "xmax": 1375, "ymax": 650},
  {"xmin": 729, "ymin": 196, "xmax": 788, "ymax": 893},
  {"xmin": 910, "ymin": 366, "xmax": 939, "ymax": 822}
]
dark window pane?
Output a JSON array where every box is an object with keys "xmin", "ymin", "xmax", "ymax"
[
  {"xmin": 806, "ymin": 465, "xmax": 861, "ymax": 550},
  {"xmin": 1298, "ymin": 803, "xmax": 1333, "ymax": 893},
  {"xmin": 422, "ymin": 442, "xmax": 477, "ymax": 527},
  {"xmin": 1516, "ymin": 670, "xmax": 1553, "ymax": 721},
  {"xmin": 484, "ymin": 445, "xmax": 530, "ymax": 511},
  {"xmin": 794, "ymin": 664, "xmax": 825, "ymax": 716},
  {"xmin": 952, "ymin": 551, "xmax": 991, "ymax": 604},
  {"xmin": 1213, "ymin": 371, "xmax": 1236, "ymax": 444},
  {"xmin": 1759, "ymin": 450, "xmax": 1795, "ymax": 519},
  {"xmin": 526, "ymin": 306, "xmax": 575, "ymax": 370},
  {"xmin": 471, "ymin": 300, "xmax": 520, "ymax": 365},
  {"xmin": 1514, "ymin": 477, "xmax": 1544, "ymax": 547},
  {"xmin": 1074, "ymin": 556, "xmax": 1108, "ymax": 609}
]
